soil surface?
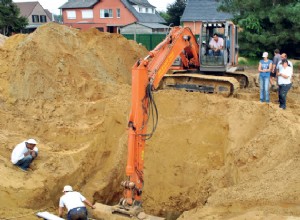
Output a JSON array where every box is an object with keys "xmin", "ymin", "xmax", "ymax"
[
  {"xmin": 0, "ymin": 34, "xmax": 7, "ymax": 47},
  {"xmin": 0, "ymin": 23, "xmax": 299, "ymax": 220}
]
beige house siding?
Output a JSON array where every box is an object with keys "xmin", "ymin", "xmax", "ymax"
[{"xmin": 28, "ymin": 3, "xmax": 52, "ymax": 25}]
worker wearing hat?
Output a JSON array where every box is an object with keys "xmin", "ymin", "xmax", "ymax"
[
  {"xmin": 59, "ymin": 185, "xmax": 96, "ymax": 219},
  {"xmin": 11, "ymin": 138, "xmax": 38, "ymax": 171}
]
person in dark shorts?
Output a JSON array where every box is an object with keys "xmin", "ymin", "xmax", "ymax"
[{"xmin": 271, "ymin": 49, "xmax": 281, "ymax": 91}]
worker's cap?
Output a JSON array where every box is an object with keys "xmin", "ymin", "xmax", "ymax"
[
  {"xmin": 63, "ymin": 185, "xmax": 73, "ymax": 192},
  {"xmin": 202, "ymin": 40, "xmax": 206, "ymax": 44},
  {"xmin": 26, "ymin": 139, "xmax": 37, "ymax": 145},
  {"xmin": 262, "ymin": 52, "xmax": 268, "ymax": 58}
]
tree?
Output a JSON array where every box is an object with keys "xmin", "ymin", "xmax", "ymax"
[
  {"xmin": 0, "ymin": 0, "xmax": 28, "ymax": 36},
  {"xmin": 218, "ymin": 0, "xmax": 300, "ymax": 57},
  {"xmin": 165, "ymin": 0, "xmax": 187, "ymax": 26}
]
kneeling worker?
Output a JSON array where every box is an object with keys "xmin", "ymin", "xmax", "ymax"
[
  {"xmin": 59, "ymin": 185, "xmax": 96, "ymax": 220},
  {"xmin": 11, "ymin": 138, "xmax": 38, "ymax": 171}
]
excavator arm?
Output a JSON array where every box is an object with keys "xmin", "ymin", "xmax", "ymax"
[{"xmin": 114, "ymin": 27, "xmax": 200, "ymax": 217}]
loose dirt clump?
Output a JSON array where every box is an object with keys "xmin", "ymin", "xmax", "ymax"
[
  {"xmin": 0, "ymin": 33, "xmax": 7, "ymax": 47},
  {"xmin": 0, "ymin": 23, "xmax": 299, "ymax": 220}
]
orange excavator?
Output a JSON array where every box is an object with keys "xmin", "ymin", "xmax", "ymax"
[{"xmin": 95, "ymin": 25, "xmax": 245, "ymax": 219}]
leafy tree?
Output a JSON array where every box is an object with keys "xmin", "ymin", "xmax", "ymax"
[
  {"xmin": 218, "ymin": 0, "xmax": 300, "ymax": 57},
  {"xmin": 158, "ymin": 11, "xmax": 170, "ymax": 24},
  {"xmin": 165, "ymin": 0, "xmax": 186, "ymax": 26},
  {"xmin": 0, "ymin": 0, "xmax": 28, "ymax": 36},
  {"xmin": 53, "ymin": 14, "xmax": 63, "ymax": 23}
]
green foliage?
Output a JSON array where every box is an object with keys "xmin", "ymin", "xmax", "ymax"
[
  {"xmin": 158, "ymin": 11, "xmax": 170, "ymax": 23},
  {"xmin": 238, "ymin": 57, "xmax": 260, "ymax": 66},
  {"xmin": 53, "ymin": 14, "xmax": 63, "ymax": 23},
  {"xmin": 0, "ymin": 0, "xmax": 28, "ymax": 36},
  {"xmin": 165, "ymin": 0, "xmax": 186, "ymax": 26},
  {"xmin": 219, "ymin": 0, "xmax": 300, "ymax": 57}
]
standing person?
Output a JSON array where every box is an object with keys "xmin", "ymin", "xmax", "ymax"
[
  {"xmin": 11, "ymin": 139, "xmax": 38, "ymax": 171},
  {"xmin": 277, "ymin": 53, "xmax": 293, "ymax": 75},
  {"xmin": 59, "ymin": 185, "xmax": 96, "ymax": 220},
  {"xmin": 277, "ymin": 59, "xmax": 292, "ymax": 109},
  {"xmin": 271, "ymin": 49, "xmax": 281, "ymax": 90},
  {"xmin": 258, "ymin": 52, "xmax": 273, "ymax": 103}
]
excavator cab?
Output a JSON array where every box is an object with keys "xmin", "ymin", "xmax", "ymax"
[
  {"xmin": 162, "ymin": 21, "xmax": 248, "ymax": 96},
  {"xmin": 199, "ymin": 21, "xmax": 238, "ymax": 73}
]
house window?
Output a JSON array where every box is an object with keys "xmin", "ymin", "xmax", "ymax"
[
  {"xmin": 32, "ymin": 15, "xmax": 39, "ymax": 23},
  {"xmin": 82, "ymin": 10, "xmax": 93, "ymax": 19},
  {"xmin": 40, "ymin": 15, "xmax": 47, "ymax": 23},
  {"xmin": 117, "ymin": 8, "xmax": 120, "ymax": 18},
  {"xmin": 100, "ymin": 9, "xmax": 113, "ymax": 18},
  {"xmin": 66, "ymin": 10, "xmax": 76, "ymax": 19},
  {"xmin": 148, "ymin": 8, "xmax": 152, "ymax": 13}
]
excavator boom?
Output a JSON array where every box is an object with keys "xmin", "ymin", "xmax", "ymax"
[{"xmin": 94, "ymin": 27, "xmax": 200, "ymax": 220}]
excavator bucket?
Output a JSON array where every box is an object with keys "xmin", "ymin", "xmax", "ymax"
[{"xmin": 93, "ymin": 203, "xmax": 165, "ymax": 220}]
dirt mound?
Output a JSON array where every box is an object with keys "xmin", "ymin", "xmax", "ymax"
[
  {"xmin": 0, "ymin": 22, "xmax": 299, "ymax": 220},
  {"xmin": 0, "ymin": 33, "xmax": 7, "ymax": 46}
]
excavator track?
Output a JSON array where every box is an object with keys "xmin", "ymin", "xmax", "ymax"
[
  {"xmin": 224, "ymin": 71, "xmax": 249, "ymax": 88},
  {"xmin": 159, "ymin": 73, "xmax": 240, "ymax": 97}
]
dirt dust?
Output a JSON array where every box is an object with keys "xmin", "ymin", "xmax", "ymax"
[
  {"xmin": 0, "ymin": 23, "xmax": 299, "ymax": 220},
  {"xmin": 0, "ymin": 34, "xmax": 7, "ymax": 47}
]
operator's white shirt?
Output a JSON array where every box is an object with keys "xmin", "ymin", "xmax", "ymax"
[
  {"xmin": 209, "ymin": 37, "xmax": 224, "ymax": 49},
  {"xmin": 11, "ymin": 141, "xmax": 38, "ymax": 164},
  {"xmin": 59, "ymin": 192, "xmax": 86, "ymax": 211}
]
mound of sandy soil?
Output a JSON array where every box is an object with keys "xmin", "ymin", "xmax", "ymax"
[
  {"xmin": 0, "ymin": 22, "xmax": 299, "ymax": 220},
  {"xmin": 0, "ymin": 33, "xmax": 7, "ymax": 46}
]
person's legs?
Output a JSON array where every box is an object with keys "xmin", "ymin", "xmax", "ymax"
[
  {"xmin": 278, "ymin": 85, "xmax": 284, "ymax": 108},
  {"xmin": 280, "ymin": 84, "xmax": 292, "ymax": 109},
  {"xmin": 68, "ymin": 207, "xmax": 87, "ymax": 220},
  {"xmin": 259, "ymin": 74, "xmax": 264, "ymax": 102},
  {"xmin": 208, "ymin": 49, "xmax": 213, "ymax": 56},
  {"xmin": 15, "ymin": 155, "xmax": 33, "ymax": 170},
  {"xmin": 264, "ymin": 75, "xmax": 270, "ymax": 102}
]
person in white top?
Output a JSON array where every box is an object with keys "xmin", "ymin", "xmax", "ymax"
[
  {"xmin": 277, "ymin": 59, "xmax": 292, "ymax": 109},
  {"xmin": 208, "ymin": 33, "xmax": 224, "ymax": 56},
  {"xmin": 59, "ymin": 185, "xmax": 96, "ymax": 219},
  {"xmin": 11, "ymin": 138, "xmax": 38, "ymax": 171}
]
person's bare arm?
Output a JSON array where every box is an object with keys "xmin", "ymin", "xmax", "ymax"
[
  {"xmin": 83, "ymin": 199, "xmax": 96, "ymax": 209},
  {"xmin": 268, "ymin": 62, "xmax": 273, "ymax": 72},
  {"xmin": 258, "ymin": 62, "xmax": 262, "ymax": 72},
  {"xmin": 278, "ymin": 72, "xmax": 289, "ymax": 79},
  {"xmin": 58, "ymin": 207, "xmax": 64, "ymax": 217}
]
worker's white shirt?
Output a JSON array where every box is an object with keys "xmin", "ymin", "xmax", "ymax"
[
  {"xmin": 209, "ymin": 37, "xmax": 224, "ymax": 49},
  {"xmin": 11, "ymin": 141, "xmax": 38, "ymax": 164},
  {"xmin": 59, "ymin": 192, "xmax": 86, "ymax": 211},
  {"xmin": 278, "ymin": 66, "xmax": 292, "ymax": 85}
]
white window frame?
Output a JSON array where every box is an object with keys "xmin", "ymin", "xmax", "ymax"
[
  {"xmin": 66, "ymin": 10, "xmax": 76, "ymax": 19},
  {"xmin": 82, "ymin": 10, "xmax": 93, "ymax": 19},
  {"xmin": 117, "ymin": 8, "xmax": 120, "ymax": 18},
  {"xmin": 100, "ymin": 9, "xmax": 113, "ymax": 18}
]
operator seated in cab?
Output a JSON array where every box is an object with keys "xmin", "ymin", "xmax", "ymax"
[{"xmin": 208, "ymin": 33, "xmax": 224, "ymax": 56}]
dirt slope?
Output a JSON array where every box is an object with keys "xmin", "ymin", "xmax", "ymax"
[
  {"xmin": 0, "ymin": 33, "xmax": 7, "ymax": 46},
  {"xmin": 0, "ymin": 23, "xmax": 299, "ymax": 220}
]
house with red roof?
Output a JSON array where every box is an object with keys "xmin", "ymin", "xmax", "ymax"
[{"xmin": 59, "ymin": 0, "xmax": 166, "ymax": 33}]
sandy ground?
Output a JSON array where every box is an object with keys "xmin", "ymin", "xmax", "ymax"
[
  {"xmin": 0, "ymin": 23, "xmax": 299, "ymax": 220},
  {"xmin": 0, "ymin": 34, "xmax": 7, "ymax": 47}
]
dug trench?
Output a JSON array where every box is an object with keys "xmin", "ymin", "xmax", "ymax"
[{"xmin": 0, "ymin": 23, "xmax": 299, "ymax": 220}]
